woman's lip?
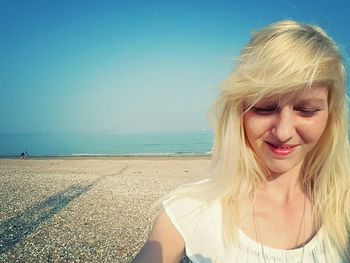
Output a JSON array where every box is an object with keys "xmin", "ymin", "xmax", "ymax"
[{"xmin": 265, "ymin": 141, "xmax": 297, "ymax": 156}]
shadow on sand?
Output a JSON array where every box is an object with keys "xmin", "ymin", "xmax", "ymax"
[{"xmin": 0, "ymin": 165, "xmax": 128, "ymax": 254}]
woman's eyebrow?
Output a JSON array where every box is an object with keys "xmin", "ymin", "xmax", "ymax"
[
  {"xmin": 254, "ymin": 97, "xmax": 279, "ymax": 105},
  {"xmin": 296, "ymin": 98, "xmax": 327, "ymax": 106}
]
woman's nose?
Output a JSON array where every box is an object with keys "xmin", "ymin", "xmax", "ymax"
[{"xmin": 271, "ymin": 108, "xmax": 295, "ymax": 142}]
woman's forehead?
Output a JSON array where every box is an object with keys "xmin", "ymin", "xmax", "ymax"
[{"xmin": 249, "ymin": 85, "xmax": 329, "ymax": 105}]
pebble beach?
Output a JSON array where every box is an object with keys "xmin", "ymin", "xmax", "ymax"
[{"xmin": 0, "ymin": 157, "xmax": 211, "ymax": 262}]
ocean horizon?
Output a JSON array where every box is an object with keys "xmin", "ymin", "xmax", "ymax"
[{"xmin": 0, "ymin": 130, "xmax": 213, "ymax": 157}]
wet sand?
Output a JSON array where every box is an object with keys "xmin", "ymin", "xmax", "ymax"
[{"xmin": 0, "ymin": 157, "xmax": 211, "ymax": 262}]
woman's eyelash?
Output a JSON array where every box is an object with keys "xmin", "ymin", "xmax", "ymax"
[
  {"xmin": 294, "ymin": 107, "xmax": 320, "ymax": 116},
  {"xmin": 251, "ymin": 106, "xmax": 279, "ymax": 114}
]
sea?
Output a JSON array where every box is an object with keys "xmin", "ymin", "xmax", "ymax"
[{"xmin": 0, "ymin": 130, "xmax": 214, "ymax": 157}]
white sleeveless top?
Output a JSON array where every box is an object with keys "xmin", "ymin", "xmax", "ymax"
[{"xmin": 163, "ymin": 196, "xmax": 342, "ymax": 263}]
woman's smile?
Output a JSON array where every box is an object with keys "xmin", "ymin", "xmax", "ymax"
[{"xmin": 265, "ymin": 141, "xmax": 298, "ymax": 156}]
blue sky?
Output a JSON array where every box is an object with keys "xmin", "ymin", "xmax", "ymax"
[{"xmin": 1, "ymin": 0, "xmax": 349, "ymax": 134}]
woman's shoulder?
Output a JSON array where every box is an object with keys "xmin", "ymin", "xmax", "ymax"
[
  {"xmin": 164, "ymin": 194, "xmax": 217, "ymax": 214},
  {"xmin": 163, "ymin": 194, "xmax": 225, "ymax": 262},
  {"xmin": 132, "ymin": 209, "xmax": 185, "ymax": 263},
  {"xmin": 163, "ymin": 192, "xmax": 221, "ymax": 230}
]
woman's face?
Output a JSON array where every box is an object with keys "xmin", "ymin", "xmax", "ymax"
[{"xmin": 243, "ymin": 86, "xmax": 329, "ymax": 176}]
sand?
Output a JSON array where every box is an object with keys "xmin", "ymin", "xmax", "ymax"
[{"xmin": 0, "ymin": 157, "xmax": 211, "ymax": 262}]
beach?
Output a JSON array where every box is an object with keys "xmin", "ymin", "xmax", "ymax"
[{"xmin": 0, "ymin": 157, "xmax": 211, "ymax": 262}]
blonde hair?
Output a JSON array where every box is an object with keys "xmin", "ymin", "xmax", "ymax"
[{"xmin": 166, "ymin": 20, "xmax": 350, "ymax": 258}]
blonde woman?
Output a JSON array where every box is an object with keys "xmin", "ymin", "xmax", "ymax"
[{"xmin": 132, "ymin": 20, "xmax": 350, "ymax": 262}]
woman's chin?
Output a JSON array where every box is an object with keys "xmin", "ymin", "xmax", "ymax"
[{"xmin": 264, "ymin": 160, "xmax": 303, "ymax": 178}]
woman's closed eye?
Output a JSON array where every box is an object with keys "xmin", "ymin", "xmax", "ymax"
[
  {"xmin": 251, "ymin": 105, "xmax": 321, "ymax": 117},
  {"xmin": 294, "ymin": 107, "xmax": 321, "ymax": 117},
  {"xmin": 251, "ymin": 106, "xmax": 279, "ymax": 115}
]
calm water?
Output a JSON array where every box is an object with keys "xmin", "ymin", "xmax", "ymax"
[{"xmin": 0, "ymin": 131, "xmax": 213, "ymax": 157}]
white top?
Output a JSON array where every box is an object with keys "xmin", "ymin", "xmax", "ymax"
[{"xmin": 163, "ymin": 196, "xmax": 341, "ymax": 263}]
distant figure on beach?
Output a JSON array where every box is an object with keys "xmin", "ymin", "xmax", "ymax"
[
  {"xmin": 132, "ymin": 20, "xmax": 350, "ymax": 262},
  {"xmin": 20, "ymin": 151, "xmax": 29, "ymax": 159}
]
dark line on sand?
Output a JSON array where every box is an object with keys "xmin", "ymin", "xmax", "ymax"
[{"xmin": 0, "ymin": 165, "xmax": 128, "ymax": 254}]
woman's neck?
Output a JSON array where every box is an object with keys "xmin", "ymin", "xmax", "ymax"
[{"xmin": 262, "ymin": 162, "xmax": 304, "ymax": 205}]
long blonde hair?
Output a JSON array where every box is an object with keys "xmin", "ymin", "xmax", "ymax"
[{"xmin": 167, "ymin": 20, "xmax": 350, "ymax": 257}]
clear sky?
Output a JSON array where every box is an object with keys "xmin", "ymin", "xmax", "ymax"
[{"xmin": 1, "ymin": 0, "xmax": 349, "ymax": 134}]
